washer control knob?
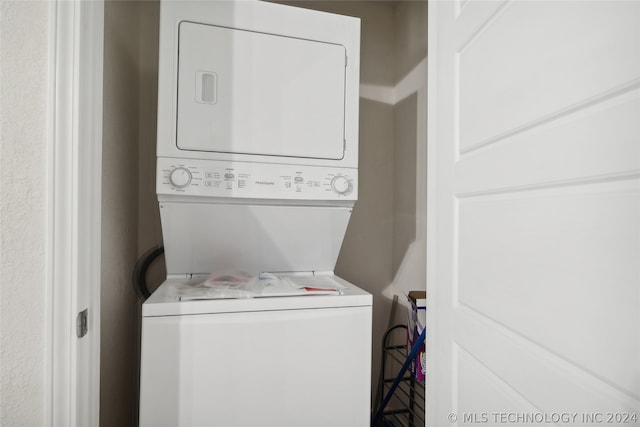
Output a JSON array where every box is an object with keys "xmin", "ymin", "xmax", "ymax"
[
  {"xmin": 169, "ymin": 167, "xmax": 192, "ymax": 188},
  {"xmin": 331, "ymin": 175, "xmax": 351, "ymax": 195}
]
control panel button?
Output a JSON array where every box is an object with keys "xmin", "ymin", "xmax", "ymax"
[
  {"xmin": 224, "ymin": 173, "xmax": 235, "ymax": 179},
  {"xmin": 169, "ymin": 167, "xmax": 192, "ymax": 188},
  {"xmin": 331, "ymin": 175, "xmax": 351, "ymax": 195},
  {"xmin": 294, "ymin": 176, "xmax": 304, "ymax": 183}
]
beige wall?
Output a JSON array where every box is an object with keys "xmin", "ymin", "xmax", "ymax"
[
  {"xmin": 392, "ymin": 93, "xmax": 418, "ymax": 276},
  {"xmin": 101, "ymin": 1, "xmax": 143, "ymax": 426},
  {"xmin": 0, "ymin": 1, "xmax": 49, "ymax": 425},
  {"xmin": 101, "ymin": 2, "xmax": 166, "ymax": 425},
  {"xmin": 394, "ymin": 0, "xmax": 428, "ymax": 84},
  {"xmin": 389, "ymin": 1, "xmax": 428, "ymax": 328},
  {"xmin": 136, "ymin": 1, "xmax": 165, "ymax": 294},
  {"xmin": 94, "ymin": 1, "xmax": 163, "ymax": 424},
  {"xmin": 137, "ymin": 1, "xmax": 163, "ymax": 261}
]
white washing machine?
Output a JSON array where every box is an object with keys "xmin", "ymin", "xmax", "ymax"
[
  {"xmin": 140, "ymin": 275, "xmax": 371, "ymax": 427},
  {"xmin": 138, "ymin": 2, "xmax": 371, "ymax": 426}
]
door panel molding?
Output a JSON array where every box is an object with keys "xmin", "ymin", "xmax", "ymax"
[
  {"xmin": 456, "ymin": 305, "xmax": 640, "ymax": 409},
  {"xmin": 458, "ymin": 80, "xmax": 640, "ymax": 157}
]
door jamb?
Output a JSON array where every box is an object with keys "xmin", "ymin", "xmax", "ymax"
[{"xmin": 45, "ymin": 1, "xmax": 103, "ymax": 425}]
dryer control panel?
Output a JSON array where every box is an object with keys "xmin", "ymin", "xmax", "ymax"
[{"xmin": 157, "ymin": 157, "xmax": 357, "ymax": 200}]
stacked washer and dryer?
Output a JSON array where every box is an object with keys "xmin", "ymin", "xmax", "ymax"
[{"xmin": 138, "ymin": 1, "xmax": 372, "ymax": 426}]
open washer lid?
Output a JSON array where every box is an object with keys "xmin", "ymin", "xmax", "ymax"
[{"xmin": 159, "ymin": 200, "xmax": 353, "ymax": 277}]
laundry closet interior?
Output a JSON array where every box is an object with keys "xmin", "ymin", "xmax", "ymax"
[{"xmin": 100, "ymin": 0, "xmax": 427, "ymax": 425}]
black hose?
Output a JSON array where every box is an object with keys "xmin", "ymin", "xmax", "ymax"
[
  {"xmin": 131, "ymin": 245, "xmax": 165, "ymax": 427},
  {"xmin": 132, "ymin": 246, "xmax": 165, "ymax": 299}
]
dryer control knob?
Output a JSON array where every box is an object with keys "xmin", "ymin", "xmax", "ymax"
[
  {"xmin": 331, "ymin": 175, "xmax": 351, "ymax": 195},
  {"xmin": 169, "ymin": 167, "xmax": 192, "ymax": 188}
]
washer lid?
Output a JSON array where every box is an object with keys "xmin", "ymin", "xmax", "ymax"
[
  {"xmin": 142, "ymin": 275, "xmax": 372, "ymax": 317},
  {"xmin": 177, "ymin": 21, "xmax": 347, "ymax": 160},
  {"xmin": 159, "ymin": 201, "xmax": 353, "ymax": 277}
]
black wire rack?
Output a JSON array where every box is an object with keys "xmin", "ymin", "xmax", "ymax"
[{"xmin": 372, "ymin": 324, "xmax": 425, "ymax": 427}]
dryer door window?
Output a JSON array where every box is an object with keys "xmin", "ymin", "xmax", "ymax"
[{"xmin": 177, "ymin": 22, "xmax": 347, "ymax": 160}]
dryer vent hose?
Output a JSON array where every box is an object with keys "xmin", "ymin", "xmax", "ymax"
[{"xmin": 132, "ymin": 246, "xmax": 165, "ymax": 299}]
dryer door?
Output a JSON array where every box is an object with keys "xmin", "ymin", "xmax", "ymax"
[{"xmin": 177, "ymin": 22, "xmax": 347, "ymax": 160}]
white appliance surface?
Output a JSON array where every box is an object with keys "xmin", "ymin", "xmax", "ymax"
[
  {"xmin": 156, "ymin": 156, "xmax": 358, "ymax": 276},
  {"xmin": 157, "ymin": 157, "xmax": 357, "ymax": 201},
  {"xmin": 139, "ymin": 275, "xmax": 372, "ymax": 427},
  {"xmin": 143, "ymin": 274, "xmax": 372, "ymax": 317},
  {"xmin": 158, "ymin": 201, "xmax": 354, "ymax": 276},
  {"xmin": 156, "ymin": 0, "xmax": 360, "ymax": 168},
  {"xmin": 177, "ymin": 22, "xmax": 347, "ymax": 159}
]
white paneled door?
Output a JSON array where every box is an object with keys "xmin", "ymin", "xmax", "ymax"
[{"xmin": 427, "ymin": 1, "xmax": 640, "ymax": 426}]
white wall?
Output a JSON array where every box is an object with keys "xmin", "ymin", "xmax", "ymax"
[{"xmin": 0, "ymin": 1, "xmax": 50, "ymax": 425}]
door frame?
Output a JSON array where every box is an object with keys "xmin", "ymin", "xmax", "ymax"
[
  {"xmin": 45, "ymin": 1, "xmax": 103, "ymax": 425},
  {"xmin": 425, "ymin": 1, "xmax": 439, "ymax": 423}
]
